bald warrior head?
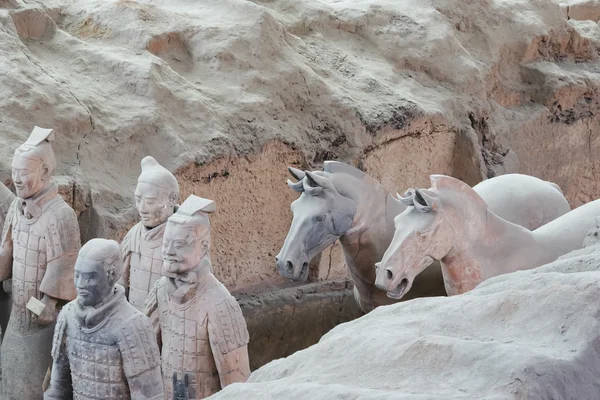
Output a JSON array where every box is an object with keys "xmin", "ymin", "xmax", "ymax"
[{"xmin": 74, "ymin": 239, "xmax": 123, "ymax": 308}]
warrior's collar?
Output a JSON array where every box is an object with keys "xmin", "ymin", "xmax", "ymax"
[
  {"xmin": 20, "ymin": 182, "xmax": 59, "ymax": 220},
  {"xmin": 141, "ymin": 220, "xmax": 167, "ymax": 246},
  {"xmin": 74, "ymin": 284, "xmax": 126, "ymax": 332},
  {"xmin": 139, "ymin": 204, "xmax": 180, "ymax": 247},
  {"xmin": 167, "ymin": 259, "xmax": 212, "ymax": 305}
]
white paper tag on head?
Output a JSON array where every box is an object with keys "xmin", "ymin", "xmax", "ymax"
[{"xmin": 26, "ymin": 296, "xmax": 46, "ymax": 316}]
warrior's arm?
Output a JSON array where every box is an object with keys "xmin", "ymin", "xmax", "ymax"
[
  {"xmin": 119, "ymin": 252, "xmax": 132, "ymax": 297},
  {"xmin": 43, "ymin": 311, "xmax": 73, "ymax": 400},
  {"xmin": 43, "ymin": 347, "xmax": 73, "ymax": 400},
  {"xmin": 38, "ymin": 207, "xmax": 81, "ymax": 325},
  {"xmin": 119, "ymin": 315, "xmax": 164, "ymax": 399},
  {"xmin": 143, "ymin": 279, "xmax": 162, "ymax": 351},
  {"xmin": 212, "ymin": 344, "xmax": 251, "ymax": 387},
  {"xmin": 208, "ymin": 297, "xmax": 251, "ymax": 388},
  {"xmin": 0, "ymin": 232, "xmax": 13, "ymax": 281},
  {"xmin": 119, "ymin": 231, "xmax": 133, "ymax": 297}
]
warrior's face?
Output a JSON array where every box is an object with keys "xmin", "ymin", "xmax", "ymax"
[
  {"xmin": 74, "ymin": 257, "xmax": 114, "ymax": 308},
  {"xmin": 11, "ymin": 153, "xmax": 48, "ymax": 199},
  {"xmin": 162, "ymin": 220, "xmax": 209, "ymax": 276},
  {"xmin": 134, "ymin": 181, "xmax": 175, "ymax": 229}
]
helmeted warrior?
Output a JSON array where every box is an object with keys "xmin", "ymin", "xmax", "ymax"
[
  {"xmin": 0, "ymin": 126, "xmax": 81, "ymax": 400},
  {"xmin": 44, "ymin": 238, "xmax": 164, "ymax": 400},
  {"xmin": 121, "ymin": 156, "xmax": 180, "ymax": 310},
  {"xmin": 144, "ymin": 195, "xmax": 251, "ymax": 399}
]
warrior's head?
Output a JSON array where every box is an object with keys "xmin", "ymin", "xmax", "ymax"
[
  {"xmin": 162, "ymin": 195, "xmax": 215, "ymax": 278},
  {"xmin": 12, "ymin": 126, "xmax": 56, "ymax": 199},
  {"xmin": 74, "ymin": 238, "xmax": 123, "ymax": 308},
  {"xmin": 135, "ymin": 156, "xmax": 180, "ymax": 228}
]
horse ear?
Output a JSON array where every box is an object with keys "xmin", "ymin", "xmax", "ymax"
[
  {"xmin": 413, "ymin": 189, "xmax": 437, "ymax": 213},
  {"xmin": 287, "ymin": 179, "xmax": 305, "ymax": 193},
  {"xmin": 396, "ymin": 189, "xmax": 415, "ymax": 206},
  {"xmin": 305, "ymin": 171, "xmax": 334, "ymax": 190},
  {"xmin": 288, "ymin": 166, "xmax": 305, "ymax": 181}
]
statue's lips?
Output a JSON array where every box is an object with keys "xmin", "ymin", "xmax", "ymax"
[{"xmin": 387, "ymin": 278, "xmax": 408, "ymax": 299}]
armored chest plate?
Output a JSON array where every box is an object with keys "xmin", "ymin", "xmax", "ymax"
[
  {"xmin": 11, "ymin": 212, "xmax": 47, "ymax": 333},
  {"xmin": 158, "ymin": 291, "xmax": 220, "ymax": 399},
  {"xmin": 128, "ymin": 240, "xmax": 163, "ymax": 310}
]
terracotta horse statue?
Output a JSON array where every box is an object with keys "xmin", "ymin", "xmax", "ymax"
[
  {"xmin": 276, "ymin": 162, "xmax": 570, "ymax": 312},
  {"xmin": 375, "ymin": 174, "xmax": 600, "ymax": 298}
]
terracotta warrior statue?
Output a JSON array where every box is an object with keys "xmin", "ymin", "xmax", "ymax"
[
  {"xmin": 121, "ymin": 156, "xmax": 179, "ymax": 310},
  {"xmin": 145, "ymin": 195, "xmax": 250, "ymax": 399},
  {"xmin": 0, "ymin": 127, "xmax": 81, "ymax": 400},
  {"xmin": 44, "ymin": 238, "xmax": 164, "ymax": 399}
]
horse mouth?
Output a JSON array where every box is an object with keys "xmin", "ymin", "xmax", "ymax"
[
  {"xmin": 286, "ymin": 261, "xmax": 309, "ymax": 282},
  {"xmin": 387, "ymin": 278, "xmax": 409, "ymax": 299}
]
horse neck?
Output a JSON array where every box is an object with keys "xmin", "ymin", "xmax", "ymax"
[
  {"xmin": 440, "ymin": 201, "xmax": 539, "ymax": 295},
  {"xmin": 335, "ymin": 175, "xmax": 401, "ymax": 274}
]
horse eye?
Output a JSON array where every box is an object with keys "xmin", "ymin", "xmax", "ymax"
[
  {"xmin": 315, "ymin": 214, "xmax": 326, "ymax": 222},
  {"xmin": 418, "ymin": 230, "xmax": 430, "ymax": 237}
]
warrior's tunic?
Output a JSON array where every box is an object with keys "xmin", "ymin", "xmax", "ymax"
[
  {"xmin": 45, "ymin": 285, "xmax": 164, "ymax": 400},
  {"xmin": 0, "ymin": 184, "xmax": 80, "ymax": 400},
  {"xmin": 121, "ymin": 221, "xmax": 168, "ymax": 311},
  {"xmin": 145, "ymin": 269, "xmax": 249, "ymax": 399}
]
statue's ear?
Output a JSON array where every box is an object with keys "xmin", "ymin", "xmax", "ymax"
[
  {"xmin": 40, "ymin": 163, "xmax": 51, "ymax": 182},
  {"xmin": 168, "ymin": 192, "xmax": 179, "ymax": 204},
  {"xmin": 413, "ymin": 189, "xmax": 438, "ymax": 213}
]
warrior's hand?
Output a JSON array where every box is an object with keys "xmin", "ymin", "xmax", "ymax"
[{"xmin": 37, "ymin": 295, "xmax": 59, "ymax": 326}]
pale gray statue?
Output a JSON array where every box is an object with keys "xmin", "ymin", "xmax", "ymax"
[{"xmin": 276, "ymin": 161, "xmax": 570, "ymax": 313}]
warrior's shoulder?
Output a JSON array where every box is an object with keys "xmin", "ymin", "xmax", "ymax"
[
  {"xmin": 42, "ymin": 195, "xmax": 79, "ymax": 233},
  {"xmin": 207, "ymin": 290, "xmax": 249, "ymax": 354},
  {"xmin": 115, "ymin": 309, "xmax": 161, "ymax": 374},
  {"xmin": 121, "ymin": 222, "xmax": 143, "ymax": 254}
]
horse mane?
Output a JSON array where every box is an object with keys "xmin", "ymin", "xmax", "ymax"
[
  {"xmin": 429, "ymin": 175, "xmax": 488, "ymax": 209},
  {"xmin": 324, "ymin": 161, "xmax": 387, "ymax": 194}
]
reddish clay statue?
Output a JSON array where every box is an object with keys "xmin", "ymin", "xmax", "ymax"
[
  {"xmin": 376, "ymin": 175, "xmax": 600, "ymax": 297},
  {"xmin": 145, "ymin": 195, "xmax": 250, "ymax": 399},
  {"xmin": 44, "ymin": 238, "xmax": 164, "ymax": 399},
  {"xmin": 0, "ymin": 127, "xmax": 81, "ymax": 400},
  {"xmin": 121, "ymin": 156, "xmax": 180, "ymax": 310}
]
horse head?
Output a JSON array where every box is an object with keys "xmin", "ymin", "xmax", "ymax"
[
  {"xmin": 275, "ymin": 166, "xmax": 357, "ymax": 281},
  {"xmin": 375, "ymin": 185, "xmax": 455, "ymax": 299}
]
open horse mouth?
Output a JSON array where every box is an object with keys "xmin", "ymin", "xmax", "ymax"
[{"xmin": 387, "ymin": 278, "xmax": 409, "ymax": 299}]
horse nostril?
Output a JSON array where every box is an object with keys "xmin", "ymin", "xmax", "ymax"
[
  {"xmin": 386, "ymin": 269, "xmax": 393, "ymax": 281},
  {"xmin": 301, "ymin": 262, "xmax": 308, "ymax": 277},
  {"xmin": 285, "ymin": 261, "xmax": 294, "ymax": 273}
]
